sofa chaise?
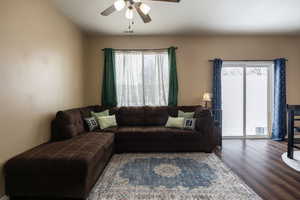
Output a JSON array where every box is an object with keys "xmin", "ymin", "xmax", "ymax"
[{"xmin": 4, "ymin": 105, "xmax": 221, "ymax": 199}]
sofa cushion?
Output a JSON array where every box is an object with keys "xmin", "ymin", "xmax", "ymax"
[
  {"xmin": 116, "ymin": 126, "xmax": 196, "ymax": 139},
  {"xmin": 5, "ymin": 132, "xmax": 114, "ymax": 176},
  {"xmin": 117, "ymin": 107, "xmax": 145, "ymax": 126},
  {"xmin": 144, "ymin": 106, "xmax": 170, "ymax": 126},
  {"xmin": 88, "ymin": 132, "xmax": 115, "ymax": 150},
  {"xmin": 177, "ymin": 105, "xmax": 202, "ymax": 112},
  {"xmin": 55, "ymin": 109, "xmax": 85, "ymax": 139},
  {"xmin": 101, "ymin": 127, "xmax": 118, "ymax": 133},
  {"xmin": 115, "ymin": 126, "xmax": 206, "ymax": 153},
  {"xmin": 194, "ymin": 106, "xmax": 205, "ymax": 118}
]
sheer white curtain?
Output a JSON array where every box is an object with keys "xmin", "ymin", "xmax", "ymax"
[{"xmin": 115, "ymin": 50, "xmax": 169, "ymax": 107}]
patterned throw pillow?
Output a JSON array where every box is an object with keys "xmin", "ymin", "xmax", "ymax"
[
  {"xmin": 84, "ymin": 117, "xmax": 99, "ymax": 131},
  {"xmin": 97, "ymin": 115, "xmax": 117, "ymax": 130},
  {"xmin": 165, "ymin": 117, "xmax": 185, "ymax": 129},
  {"xmin": 183, "ymin": 118, "xmax": 196, "ymax": 130},
  {"xmin": 178, "ymin": 110, "xmax": 195, "ymax": 118}
]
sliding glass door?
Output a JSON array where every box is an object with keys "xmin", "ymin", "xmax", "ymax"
[
  {"xmin": 222, "ymin": 66, "xmax": 244, "ymax": 137},
  {"xmin": 222, "ymin": 62, "xmax": 273, "ymax": 138},
  {"xmin": 245, "ymin": 67, "xmax": 269, "ymax": 136}
]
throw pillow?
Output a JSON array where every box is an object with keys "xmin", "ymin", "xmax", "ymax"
[
  {"xmin": 97, "ymin": 115, "xmax": 117, "ymax": 130},
  {"xmin": 165, "ymin": 116, "xmax": 184, "ymax": 129},
  {"xmin": 91, "ymin": 110, "xmax": 109, "ymax": 118},
  {"xmin": 183, "ymin": 118, "xmax": 196, "ymax": 130},
  {"xmin": 84, "ymin": 117, "xmax": 99, "ymax": 131},
  {"xmin": 178, "ymin": 110, "xmax": 195, "ymax": 118}
]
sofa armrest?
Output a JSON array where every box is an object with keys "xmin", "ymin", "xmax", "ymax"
[
  {"xmin": 195, "ymin": 110, "xmax": 219, "ymax": 152},
  {"xmin": 195, "ymin": 110, "xmax": 212, "ymax": 132},
  {"xmin": 214, "ymin": 121, "xmax": 220, "ymax": 127}
]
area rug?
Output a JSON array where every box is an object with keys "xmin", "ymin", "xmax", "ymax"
[
  {"xmin": 88, "ymin": 153, "xmax": 261, "ymax": 200},
  {"xmin": 282, "ymin": 151, "xmax": 300, "ymax": 172}
]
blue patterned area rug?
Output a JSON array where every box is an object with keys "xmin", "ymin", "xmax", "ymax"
[{"xmin": 88, "ymin": 153, "xmax": 261, "ymax": 200}]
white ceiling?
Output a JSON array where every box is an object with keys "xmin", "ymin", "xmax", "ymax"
[{"xmin": 53, "ymin": 0, "xmax": 300, "ymax": 35}]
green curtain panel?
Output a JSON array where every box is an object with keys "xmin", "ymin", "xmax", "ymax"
[
  {"xmin": 102, "ymin": 48, "xmax": 117, "ymax": 107},
  {"xmin": 168, "ymin": 47, "xmax": 179, "ymax": 106}
]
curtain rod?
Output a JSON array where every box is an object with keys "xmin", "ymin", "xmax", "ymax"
[
  {"xmin": 101, "ymin": 47, "xmax": 178, "ymax": 51},
  {"xmin": 208, "ymin": 58, "xmax": 288, "ymax": 62}
]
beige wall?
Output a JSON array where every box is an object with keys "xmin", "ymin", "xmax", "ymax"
[
  {"xmin": 84, "ymin": 35, "xmax": 300, "ymax": 106},
  {"xmin": 0, "ymin": 0, "xmax": 85, "ymax": 196},
  {"xmin": 1, "ymin": 1, "xmax": 300, "ymax": 197}
]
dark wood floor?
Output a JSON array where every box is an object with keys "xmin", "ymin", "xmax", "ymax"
[{"xmin": 215, "ymin": 139, "xmax": 300, "ymax": 200}]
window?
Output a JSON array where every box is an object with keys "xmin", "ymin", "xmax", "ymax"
[{"xmin": 115, "ymin": 50, "xmax": 169, "ymax": 107}]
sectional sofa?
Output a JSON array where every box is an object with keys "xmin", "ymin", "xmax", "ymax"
[{"xmin": 4, "ymin": 105, "xmax": 221, "ymax": 199}]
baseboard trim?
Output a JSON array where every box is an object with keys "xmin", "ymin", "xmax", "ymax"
[{"xmin": 0, "ymin": 195, "xmax": 9, "ymax": 200}]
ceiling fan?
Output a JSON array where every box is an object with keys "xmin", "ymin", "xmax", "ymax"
[{"xmin": 101, "ymin": 0, "xmax": 180, "ymax": 23}]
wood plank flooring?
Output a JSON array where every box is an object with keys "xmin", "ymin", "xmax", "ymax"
[{"xmin": 215, "ymin": 139, "xmax": 300, "ymax": 200}]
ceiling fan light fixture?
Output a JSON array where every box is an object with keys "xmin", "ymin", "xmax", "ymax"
[
  {"xmin": 114, "ymin": 0, "xmax": 125, "ymax": 11},
  {"xmin": 140, "ymin": 3, "xmax": 151, "ymax": 15},
  {"xmin": 125, "ymin": 8, "xmax": 134, "ymax": 19},
  {"xmin": 101, "ymin": 0, "xmax": 180, "ymax": 23}
]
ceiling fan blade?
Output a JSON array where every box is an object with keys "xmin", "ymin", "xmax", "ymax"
[
  {"xmin": 101, "ymin": 5, "xmax": 116, "ymax": 16},
  {"xmin": 149, "ymin": 0, "xmax": 180, "ymax": 2},
  {"xmin": 140, "ymin": 14, "xmax": 152, "ymax": 23},
  {"xmin": 134, "ymin": 3, "xmax": 152, "ymax": 23}
]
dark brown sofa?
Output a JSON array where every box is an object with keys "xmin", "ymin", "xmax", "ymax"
[
  {"xmin": 4, "ymin": 105, "xmax": 220, "ymax": 199},
  {"xmin": 114, "ymin": 106, "xmax": 219, "ymax": 153}
]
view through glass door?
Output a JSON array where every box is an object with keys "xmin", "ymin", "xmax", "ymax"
[{"xmin": 222, "ymin": 62, "xmax": 273, "ymax": 138}]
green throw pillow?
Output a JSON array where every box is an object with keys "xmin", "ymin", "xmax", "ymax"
[
  {"xmin": 97, "ymin": 115, "xmax": 117, "ymax": 130},
  {"xmin": 178, "ymin": 110, "xmax": 195, "ymax": 118},
  {"xmin": 165, "ymin": 117, "xmax": 185, "ymax": 129},
  {"xmin": 91, "ymin": 110, "xmax": 109, "ymax": 118}
]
